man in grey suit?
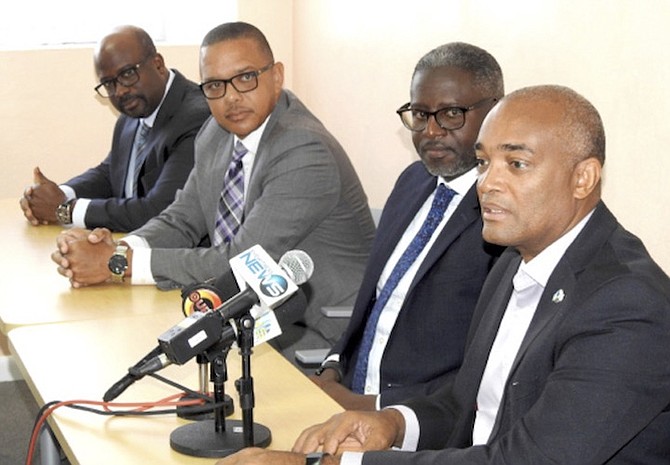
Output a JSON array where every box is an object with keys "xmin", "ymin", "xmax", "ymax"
[
  {"xmin": 20, "ymin": 25, "xmax": 210, "ymax": 232},
  {"xmin": 51, "ymin": 22, "xmax": 375, "ymax": 357},
  {"xmin": 218, "ymin": 86, "xmax": 670, "ymax": 464}
]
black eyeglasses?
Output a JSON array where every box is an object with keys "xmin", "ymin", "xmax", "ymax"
[
  {"xmin": 199, "ymin": 63, "xmax": 274, "ymax": 100},
  {"xmin": 396, "ymin": 97, "xmax": 499, "ymax": 132},
  {"xmin": 94, "ymin": 55, "xmax": 154, "ymax": 98}
]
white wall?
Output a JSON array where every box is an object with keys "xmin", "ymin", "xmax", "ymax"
[
  {"xmin": 0, "ymin": 0, "xmax": 668, "ymax": 272},
  {"xmin": 291, "ymin": 0, "xmax": 670, "ymax": 271}
]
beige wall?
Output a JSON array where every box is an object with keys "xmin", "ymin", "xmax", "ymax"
[{"xmin": 1, "ymin": 0, "xmax": 668, "ymax": 273}]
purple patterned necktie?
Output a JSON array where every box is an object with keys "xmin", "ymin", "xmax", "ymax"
[
  {"xmin": 213, "ymin": 141, "xmax": 248, "ymax": 246},
  {"xmin": 351, "ymin": 183, "xmax": 456, "ymax": 394}
]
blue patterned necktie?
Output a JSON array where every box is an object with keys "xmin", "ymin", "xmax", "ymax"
[
  {"xmin": 130, "ymin": 122, "xmax": 151, "ymax": 197},
  {"xmin": 351, "ymin": 183, "xmax": 456, "ymax": 394},
  {"xmin": 213, "ymin": 141, "xmax": 248, "ymax": 246}
]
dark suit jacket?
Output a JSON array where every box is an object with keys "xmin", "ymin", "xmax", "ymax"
[
  {"xmin": 331, "ymin": 161, "xmax": 502, "ymax": 407},
  {"xmin": 65, "ymin": 70, "xmax": 210, "ymax": 232},
  {"xmin": 365, "ymin": 202, "xmax": 670, "ymax": 464},
  {"xmin": 132, "ymin": 90, "xmax": 376, "ymax": 353}
]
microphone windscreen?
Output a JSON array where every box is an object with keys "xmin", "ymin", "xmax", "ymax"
[
  {"xmin": 212, "ymin": 270, "xmax": 240, "ymax": 299},
  {"xmin": 274, "ymin": 287, "xmax": 308, "ymax": 326},
  {"xmin": 181, "ymin": 271, "xmax": 239, "ymax": 316},
  {"xmin": 279, "ymin": 250, "xmax": 314, "ymax": 285}
]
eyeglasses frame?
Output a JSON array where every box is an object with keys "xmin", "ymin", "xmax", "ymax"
[
  {"xmin": 396, "ymin": 97, "xmax": 499, "ymax": 132},
  {"xmin": 198, "ymin": 62, "xmax": 275, "ymax": 100},
  {"xmin": 94, "ymin": 55, "xmax": 155, "ymax": 98}
]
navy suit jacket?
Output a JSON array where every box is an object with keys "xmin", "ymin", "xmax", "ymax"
[
  {"xmin": 364, "ymin": 202, "xmax": 670, "ymax": 464},
  {"xmin": 65, "ymin": 70, "xmax": 210, "ymax": 232},
  {"xmin": 331, "ymin": 161, "xmax": 502, "ymax": 407}
]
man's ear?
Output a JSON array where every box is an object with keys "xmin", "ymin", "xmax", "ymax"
[
  {"xmin": 573, "ymin": 157, "xmax": 601, "ymax": 199},
  {"xmin": 272, "ymin": 62, "xmax": 285, "ymax": 91}
]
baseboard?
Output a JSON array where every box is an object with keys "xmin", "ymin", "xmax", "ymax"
[{"xmin": 0, "ymin": 355, "xmax": 22, "ymax": 382}]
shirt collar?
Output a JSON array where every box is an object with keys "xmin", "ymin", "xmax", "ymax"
[
  {"xmin": 139, "ymin": 69, "xmax": 175, "ymax": 129},
  {"xmin": 521, "ymin": 209, "xmax": 596, "ymax": 287},
  {"xmin": 234, "ymin": 114, "xmax": 270, "ymax": 155},
  {"xmin": 437, "ymin": 167, "xmax": 478, "ymax": 195}
]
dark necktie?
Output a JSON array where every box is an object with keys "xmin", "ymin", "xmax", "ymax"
[
  {"xmin": 130, "ymin": 122, "xmax": 150, "ymax": 197},
  {"xmin": 351, "ymin": 184, "xmax": 456, "ymax": 394},
  {"xmin": 213, "ymin": 141, "xmax": 248, "ymax": 246}
]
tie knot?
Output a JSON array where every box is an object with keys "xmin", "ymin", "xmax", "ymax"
[
  {"xmin": 138, "ymin": 122, "xmax": 150, "ymax": 138},
  {"xmin": 233, "ymin": 141, "xmax": 248, "ymax": 162}
]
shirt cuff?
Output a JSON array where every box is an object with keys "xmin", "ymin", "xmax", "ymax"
[
  {"xmin": 60, "ymin": 185, "xmax": 76, "ymax": 201},
  {"xmin": 341, "ymin": 451, "xmax": 364, "ymax": 465},
  {"xmin": 71, "ymin": 198, "xmax": 91, "ymax": 229},
  {"xmin": 386, "ymin": 405, "xmax": 419, "ymax": 451},
  {"xmin": 122, "ymin": 235, "xmax": 155, "ymax": 285},
  {"xmin": 340, "ymin": 406, "xmax": 417, "ymax": 464}
]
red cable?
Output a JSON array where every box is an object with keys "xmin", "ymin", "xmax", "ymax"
[{"xmin": 25, "ymin": 393, "xmax": 209, "ymax": 465}]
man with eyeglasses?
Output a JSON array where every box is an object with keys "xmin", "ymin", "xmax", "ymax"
[
  {"xmin": 20, "ymin": 25, "xmax": 210, "ymax": 232},
  {"xmin": 310, "ymin": 43, "xmax": 504, "ymax": 410},
  {"xmin": 50, "ymin": 22, "xmax": 375, "ymax": 361}
]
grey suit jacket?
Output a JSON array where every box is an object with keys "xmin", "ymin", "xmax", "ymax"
[
  {"xmin": 133, "ymin": 90, "xmax": 376, "ymax": 351},
  {"xmin": 66, "ymin": 70, "xmax": 210, "ymax": 231},
  {"xmin": 364, "ymin": 202, "xmax": 670, "ymax": 464}
]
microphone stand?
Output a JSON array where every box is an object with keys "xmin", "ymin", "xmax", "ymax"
[
  {"xmin": 176, "ymin": 354, "xmax": 234, "ymax": 421},
  {"xmin": 169, "ymin": 314, "xmax": 272, "ymax": 457}
]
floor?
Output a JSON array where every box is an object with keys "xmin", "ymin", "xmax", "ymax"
[{"xmin": 0, "ymin": 380, "xmax": 72, "ymax": 465}]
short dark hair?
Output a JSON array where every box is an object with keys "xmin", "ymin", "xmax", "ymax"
[
  {"xmin": 201, "ymin": 21, "xmax": 274, "ymax": 62},
  {"xmin": 414, "ymin": 42, "xmax": 504, "ymax": 97},
  {"xmin": 508, "ymin": 85, "xmax": 606, "ymax": 165}
]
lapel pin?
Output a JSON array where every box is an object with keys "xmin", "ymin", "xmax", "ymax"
[{"xmin": 552, "ymin": 289, "xmax": 565, "ymax": 303}]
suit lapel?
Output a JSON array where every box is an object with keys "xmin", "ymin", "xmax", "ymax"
[
  {"xmin": 367, "ymin": 173, "xmax": 436, "ymax": 287},
  {"xmin": 506, "ymin": 202, "xmax": 618, "ymax": 377},
  {"xmin": 410, "ymin": 184, "xmax": 480, "ymax": 290}
]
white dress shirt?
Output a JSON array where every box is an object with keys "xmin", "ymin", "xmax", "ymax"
[
  {"xmin": 341, "ymin": 210, "xmax": 595, "ymax": 465},
  {"xmin": 330, "ymin": 168, "xmax": 476, "ymax": 409}
]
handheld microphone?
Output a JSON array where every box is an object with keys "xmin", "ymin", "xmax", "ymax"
[{"xmin": 131, "ymin": 247, "xmax": 313, "ymax": 376}]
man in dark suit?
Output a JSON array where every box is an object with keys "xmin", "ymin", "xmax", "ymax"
[
  {"xmin": 310, "ymin": 43, "xmax": 503, "ymax": 410},
  {"xmin": 221, "ymin": 86, "xmax": 670, "ymax": 464},
  {"xmin": 51, "ymin": 22, "xmax": 375, "ymax": 357},
  {"xmin": 20, "ymin": 25, "xmax": 210, "ymax": 232}
]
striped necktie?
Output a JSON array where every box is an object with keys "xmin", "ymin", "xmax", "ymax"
[
  {"xmin": 213, "ymin": 141, "xmax": 248, "ymax": 246},
  {"xmin": 127, "ymin": 121, "xmax": 150, "ymax": 197},
  {"xmin": 351, "ymin": 183, "xmax": 456, "ymax": 394}
]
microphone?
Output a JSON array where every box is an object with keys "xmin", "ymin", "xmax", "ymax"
[
  {"xmin": 181, "ymin": 271, "xmax": 239, "ymax": 316},
  {"xmin": 132, "ymin": 247, "xmax": 313, "ymax": 376},
  {"xmin": 103, "ymin": 345, "xmax": 162, "ymax": 402},
  {"xmin": 133, "ymin": 288, "xmax": 308, "ymax": 376}
]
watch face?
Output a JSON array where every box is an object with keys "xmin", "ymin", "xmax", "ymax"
[{"xmin": 108, "ymin": 255, "xmax": 128, "ymax": 274}]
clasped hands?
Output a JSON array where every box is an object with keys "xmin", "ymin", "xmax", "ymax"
[
  {"xmin": 211, "ymin": 409, "xmax": 405, "ymax": 465},
  {"xmin": 51, "ymin": 227, "xmax": 117, "ymax": 287},
  {"xmin": 20, "ymin": 167, "xmax": 65, "ymax": 225}
]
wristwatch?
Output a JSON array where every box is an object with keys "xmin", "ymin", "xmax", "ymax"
[
  {"xmin": 305, "ymin": 452, "xmax": 329, "ymax": 465},
  {"xmin": 315, "ymin": 360, "xmax": 343, "ymax": 382},
  {"xmin": 55, "ymin": 199, "xmax": 76, "ymax": 225},
  {"xmin": 108, "ymin": 244, "xmax": 129, "ymax": 283}
]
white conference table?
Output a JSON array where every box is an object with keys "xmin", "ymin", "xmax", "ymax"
[
  {"xmin": 9, "ymin": 312, "xmax": 343, "ymax": 465},
  {"xmin": 0, "ymin": 198, "xmax": 180, "ymax": 335}
]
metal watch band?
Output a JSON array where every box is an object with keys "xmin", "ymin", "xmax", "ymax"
[
  {"xmin": 55, "ymin": 198, "xmax": 76, "ymax": 225},
  {"xmin": 108, "ymin": 244, "xmax": 128, "ymax": 283}
]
